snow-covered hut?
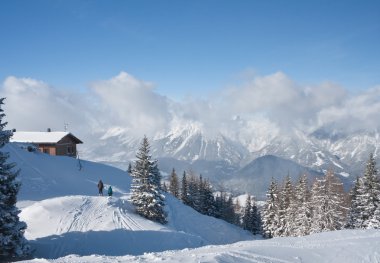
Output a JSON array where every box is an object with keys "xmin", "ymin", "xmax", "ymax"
[{"xmin": 10, "ymin": 129, "xmax": 83, "ymax": 157}]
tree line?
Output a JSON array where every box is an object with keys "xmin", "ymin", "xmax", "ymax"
[
  {"xmin": 261, "ymin": 153, "xmax": 380, "ymax": 237},
  {"xmin": 165, "ymin": 166, "xmax": 261, "ymax": 232},
  {"xmin": 165, "ymin": 153, "xmax": 380, "ymax": 238}
]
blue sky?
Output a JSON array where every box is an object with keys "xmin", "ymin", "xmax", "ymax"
[{"xmin": 1, "ymin": 0, "xmax": 379, "ymax": 99}]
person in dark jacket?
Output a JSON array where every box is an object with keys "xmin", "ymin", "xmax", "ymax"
[
  {"xmin": 98, "ymin": 180, "xmax": 104, "ymax": 196},
  {"xmin": 108, "ymin": 186, "xmax": 113, "ymax": 196}
]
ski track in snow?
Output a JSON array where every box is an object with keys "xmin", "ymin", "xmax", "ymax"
[
  {"xmin": 54, "ymin": 196, "xmax": 144, "ymax": 233},
  {"xmin": 112, "ymin": 205, "xmax": 143, "ymax": 231},
  {"xmin": 220, "ymin": 250, "xmax": 294, "ymax": 263}
]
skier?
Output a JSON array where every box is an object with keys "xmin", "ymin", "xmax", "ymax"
[
  {"xmin": 98, "ymin": 180, "xmax": 104, "ymax": 196},
  {"xmin": 108, "ymin": 186, "xmax": 113, "ymax": 196}
]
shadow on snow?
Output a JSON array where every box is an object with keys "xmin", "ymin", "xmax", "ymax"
[{"xmin": 31, "ymin": 229, "xmax": 206, "ymax": 259}]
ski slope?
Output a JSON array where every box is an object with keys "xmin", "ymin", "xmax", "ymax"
[
  {"xmin": 5, "ymin": 143, "xmax": 380, "ymax": 262},
  {"xmin": 6, "ymin": 143, "xmax": 252, "ymax": 259}
]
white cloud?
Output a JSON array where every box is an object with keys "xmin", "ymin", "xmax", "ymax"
[
  {"xmin": 0, "ymin": 76, "xmax": 94, "ymax": 135},
  {"xmin": 1, "ymin": 71, "xmax": 379, "ymax": 153},
  {"xmin": 219, "ymin": 72, "xmax": 352, "ymax": 133},
  {"xmin": 317, "ymin": 86, "xmax": 380, "ymax": 132},
  {"xmin": 225, "ymin": 72, "xmax": 298, "ymax": 113},
  {"xmin": 89, "ymin": 72, "xmax": 171, "ymax": 137}
]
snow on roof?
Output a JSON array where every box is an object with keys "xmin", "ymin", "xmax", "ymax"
[{"xmin": 10, "ymin": 131, "xmax": 81, "ymax": 144}]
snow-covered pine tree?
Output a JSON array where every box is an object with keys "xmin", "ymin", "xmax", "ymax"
[
  {"xmin": 250, "ymin": 196, "xmax": 262, "ymax": 235},
  {"xmin": 278, "ymin": 175, "xmax": 294, "ymax": 237},
  {"xmin": 292, "ymin": 174, "xmax": 311, "ymax": 236},
  {"xmin": 187, "ymin": 171, "xmax": 200, "ymax": 211},
  {"xmin": 329, "ymin": 171, "xmax": 349, "ymax": 230},
  {"xmin": 242, "ymin": 195, "xmax": 252, "ymax": 231},
  {"xmin": 223, "ymin": 195, "xmax": 236, "ymax": 224},
  {"xmin": 200, "ymin": 179, "xmax": 216, "ymax": 217},
  {"xmin": 168, "ymin": 168, "xmax": 180, "ymax": 198},
  {"xmin": 261, "ymin": 178, "xmax": 280, "ymax": 238},
  {"xmin": 354, "ymin": 153, "xmax": 380, "ymax": 229},
  {"xmin": 346, "ymin": 177, "xmax": 361, "ymax": 229},
  {"xmin": 0, "ymin": 98, "xmax": 31, "ymax": 260},
  {"xmin": 310, "ymin": 171, "xmax": 347, "ymax": 233},
  {"xmin": 180, "ymin": 171, "xmax": 191, "ymax": 206},
  {"xmin": 131, "ymin": 136, "xmax": 166, "ymax": 224},
  {"xmin": 309, "ymin": 178, "xmax": 324, "ymax": 233},
  {"xmin": 151, "ymin": 160, "xmax": 162, "ymax": 190},
  {"xmin": 242, "ymin": 195, "xmax": 261, "ymax": 235},
  {"xmin": 233, "ymin": 198, "xmax": 242, "ymax": 226},
  {"xmin": 214, "ymin": 190, "xmax": 228, "ymax": 220},
  {"xmin": 197, "ymin": 174, "xmax": 206, "ymax": 213}
]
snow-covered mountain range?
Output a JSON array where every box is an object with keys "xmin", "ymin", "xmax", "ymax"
[{"xmin": 81, "ymin": 123, "xmax": 380, "ymax": 197}]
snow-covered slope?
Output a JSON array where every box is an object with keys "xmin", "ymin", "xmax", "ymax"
[
  {"xmin": 20, "ymin": 195, "xmax": 251, "ymax": 258},
  {"xmin": 22, "ymin": 230, "xmax": 380, "ymax": 263},
  {"xmin": 7, "ymin": 143, "xmax": 252, "ymax": 259},
  {"xmin": 8, "ymin": 143, "xmax": 131, "ymax": 201}
]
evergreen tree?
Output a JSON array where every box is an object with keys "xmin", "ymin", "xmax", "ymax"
[
  {"xmin": 353, "ymin": 153, "xmax": 380, "ymax": 229},
  {"xmin": 222, "ymin": 195, "xmax": 236, "ymax": 224},
  {"xmin": 151, "ymin": 160, "xmax": 162, "ymax": 190},
  {"xmin": 292, "ymin": 174, "xmax": 311, "ymax": 236},
  {"xmin": 278, "ymin": 175, "xmax": 294, "ymax": 237},
  {"xmin": 179, "ymin": 171, "xmax": 216, "ymax": 217},
  {"xmin": 197, "ymin": 174, "xmax": 205, "ymax": 213},
  {"xmin": 310, "ymin": 171, "xmax": 347, "ymax": 233},
  {"xmin": 187, "ymin": 172, "xmax": 199, "ymax": 210},
  {"xmin": 242, "ymin": 195, "xmax": 252, "ymax": 231},
  {"xmin": 127, "ymin": 162, "xmax": 132, "ymax": 174},
  {"xmin": 180, "ymin": 171, "xmax": 191, "ymax": 206},
  {"xmin": 261, "ymin": 179, "xmax": 280, "ymax": 238},
  {"xmin": 200, "ymin": 179, "xmax": 216, "ymax": 217},
  {"xmin": 233, "ymin": 198, "xmax": 242, "ymax": 226},
  {"xmin": 131, "ymin": 136, "xmax": 166, "ymax": 224},
  {"xmin": 168, "ymin": 168, "xmax": 180, "ymax": 198},
  {"xmin": 250, "ymin": 196, "xmax": 262, "ymax": 235},
  {"xmin": 0, "ymin": 98, "xmax": 31, "ymax": 260},
  {"xmin": 162, "ymin": 182, "xmax": 168, "ymax": 192},
  {"xmin": 346, "ymin": 177, "xmax": 360, "ymax": 229},
  {"xmin": 214, "ymin": 190, "xmax": 228, "ymax": 219}
]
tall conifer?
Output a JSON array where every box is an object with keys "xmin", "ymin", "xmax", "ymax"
[
  {"xmin": 0, "ymin": 98, "xmax": 31, "ymax": 260},
  {"xmin": 131, "ymin": 136, "xmax": 166, "ymax": 224}
]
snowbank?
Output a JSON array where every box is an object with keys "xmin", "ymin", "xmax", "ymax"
[{"xmin": 21, "ymin": 229, "xmax": 380, "ymax": 262}]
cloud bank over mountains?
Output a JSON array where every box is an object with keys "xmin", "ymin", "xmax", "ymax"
[{"xmin": 1, "ymin": 71, "xmax": 380, "ymax": 147}]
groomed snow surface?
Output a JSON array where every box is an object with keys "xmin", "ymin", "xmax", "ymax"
[
  {"xmin": 5, "ymin": 143, "xmax": 379, "ymax": 263},
  {"xmin": 25, "ymin": 230, "xmax": 380, "ymax": 263}
]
